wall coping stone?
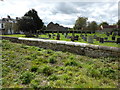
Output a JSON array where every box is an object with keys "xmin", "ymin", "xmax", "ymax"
[{"xmin": 1, "ymin": 36, "xmax": 120, "ymax": 53}]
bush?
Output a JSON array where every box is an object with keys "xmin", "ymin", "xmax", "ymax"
[
  {"xmin": 48, "ymin": 74, "xmax": 58, "ymax": 81},
  {"xmin": 49, "ymin": 57, "xmax": 56, "ymax": 64},
  {"xmin": 20, "ymin": 71, "xmax": 35, "ymax": 84},
  {"xmin": 65, "ymin": 60, "xmax": 78, "ymax": 66},
  {"xmin": 31, "ymin": 65, "xmax": 38, "ymax": 72},
  {"xmin": 42, "ymin": 65, "xmax": 53, "ymax": 76}
]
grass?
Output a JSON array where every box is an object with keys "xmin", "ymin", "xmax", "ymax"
[
  {"xmin": 1, "ymin": 32, "xmax": 120, "ymax": 48},
  {"xmin": 1, "ymin": 40, "xmax": 119, "ymax": 88}
]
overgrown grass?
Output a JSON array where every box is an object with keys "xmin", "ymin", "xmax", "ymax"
[
  {"xmin": 1, "ymin": 40, "xmax": 119, "ymax": 88},
  {"xmin": 1, "ymin": 33, "xmax": 120, "ymax": 48}
]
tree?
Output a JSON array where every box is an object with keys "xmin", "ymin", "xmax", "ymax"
[
  {"xmin": 18, "ymin": 9, "xmax": 44, "ymax": 37},
  {"xmin": 99, "ymin": 22, "xmax": 109, "ymax": 27},
  {"xmin": 87, "ymin": 21, "xmax": 98, "ymax": 32},
  {"xmin": 74, "ymin": 17, "xmax": 88, "ymax": 30},
  {"xmin": 18, "ymin": 16, "xmax": 36, "ymax": 37},
  {"xmin": 24, "ymin": 9, "xmax": 44, "ymax": 31}
]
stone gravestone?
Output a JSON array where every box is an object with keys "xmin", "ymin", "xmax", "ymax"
[
  {"xmin": 99, "ymin": 38, "xmax": 104, "ymax": 43},
  {"xmin": 104, "ymin": 37, "xmax": 108, "ymax": 40},
  {"xmin": 113, "ymin": 32, "xmax": 117, "ymax": 36},
  {"xmin": 96, "ymin": 37, "xmax": 100, "ymax": 41},
  {"xmin": 52, "ymin": 34, "xmax": 54, "ymax": 39},
  {"xmin": 82, "ymin": 35, "xmax": 85, "ymax": 39},
  {"xmin": 118, "ymin": 31, "xmax": 120, "ymax": 36},
  {"xmin": 74, "ymin": 35, "xmax": 79, "ymax": 41},
  {"xmin": 112, "ymin": 36, "xmax": 115, "ymax": 40},
  {"xmin": 93, "ymin": 35, "xmax": 97, "ymax": 39},
  {"xmin": 64, "ymin": 32, "xmax": 68, "ymax": 38},
  {"xmin": 88, "ymin": 36, "xmax": 93, "ymax": 43},
  {"xmin": 116, "ymin": 38, "xmax": 120, "ymax": 44},
  {"xmin": 83, "ymin": 36, "xmax": 87, "ymax": 41},
  {"xmin": 110, "ymin": 31, "xmax": 113, "ymax": 35},
  {"xmin": 71, "ymin": 36, "xmax": 74, "ymax": 42},
  {"xmin": 48, "ymin": 34, "xmax": 51, "ymax": 38},
  {"xmin": 56, "ymin": 33, "xmax": 60, "ymax": 40}
]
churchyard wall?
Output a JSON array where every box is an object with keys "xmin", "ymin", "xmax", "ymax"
[{"xmin": 1, "ymin": 36, "xmax": 120, "ymax": 58}]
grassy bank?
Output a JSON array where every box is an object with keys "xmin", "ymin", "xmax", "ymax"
[{"xmin": 1, "ymin": 40, "xmax": 119, "ymax": 88}]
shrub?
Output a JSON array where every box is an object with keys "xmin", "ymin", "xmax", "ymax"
[
  {"xmin": 42, "ymin": 65, "xmax": 53, "ymax": 76},
  {"xmin": 20, "ymin": 71, "xmax": 35, "ymax": 84},
  {"xmin": 31, "ymin": 65, "xmax": 38, "ymax": 72},
  {"xmin": 65, "ymin": 60, "xmax": 78, "ymax": 66},
  {"xmin": 48, "ymin": 57, "xmax": 56, "ymax": 64},
  {"xmin": 48, "ymin": 74, "xmax": 58, "ymax": 81},
  {"xmin": 21, "ymin": 45, "xmax": 29, "ymax": 49}
]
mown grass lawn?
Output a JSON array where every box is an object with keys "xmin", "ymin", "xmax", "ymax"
[
  {"xmin": 1, "ymin": 40, "xmax": 119, "ymax": 88},
  {"xmin": 1, "ymin": 32, "xmax": 120, "ymax": 48}
]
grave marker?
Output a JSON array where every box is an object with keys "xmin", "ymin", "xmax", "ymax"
[
  {"xmin": 99, "ymin": 38, "xmax": 104, "ymax": 43},
  {"xmin": 116, "ymin": 38, "xmax": 120, "ymax": 44},
  {"xmin": 112, "ymin": 36, "xmax": 115, "ymax": 40},
  {"xmin": 88, "ymin": 36, "xmax": 93, "ymax": 43}
]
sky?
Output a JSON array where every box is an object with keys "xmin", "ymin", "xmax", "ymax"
[{"xmin": 0, "ymin": 0, "xmax": 119, "ymax": 28}]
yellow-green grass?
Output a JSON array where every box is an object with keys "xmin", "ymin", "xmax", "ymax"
[{"xmin": 1, "ymin": 40, "xmax": 119, "ymax": 88}]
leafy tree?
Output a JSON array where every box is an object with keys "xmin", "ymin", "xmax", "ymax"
[
  {"xmin": 18, "ymin": 16, "xmax": 36, "ymax": 37},
  {"xmin": 18, "ymin": 9, "xmax": 44, "ymax": 37},
  {"xmin": 24, "ymin": 9, "xmax": 44, "ymax": 31},
  {"xmin": 87, "ymin": 21, "xmax": 98, "ymax": 32},
  {"xmin": 99, "ymin": 22, "xmax": 109, "ymax": 27},
  {"xmin": 74, "ymin": 17, "xmax": 88, "ymax": 30}
]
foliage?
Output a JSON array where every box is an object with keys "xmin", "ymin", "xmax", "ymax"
[
  {"xmin": 24, "ymin": 9, "xmax": 44, "ymax": 31},
  {"xmin": 99, "ymin": 22, "xmax": 109, "ymax": 27},
  {"xmin": 2, "ymin": 40, "xmax": 119, "ymax": 88},
  {"xmin": 74, "ymin": 17, "xmax": 88, "ymax": 30},
  {"xmin": 20, "ymin": 71, "xmax": 35, "ymax": 84},
  {"xmin": 17, "ymin": 9, "xmax": 44, "ymax": 37},
  {"xmin": 17, "ymin": 16, "xmax": 36, "ymax": 37},
  {"xmin": 87, "ymin": 21, "xmax": 98, "ymax": 32}
]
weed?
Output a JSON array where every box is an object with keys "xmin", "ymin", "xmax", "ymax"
[
  {"xmin": 31, "ymin": 65, "xmax": 38, "ymax": 72},
  {"xmin": 42, "ymin": 65, "xmax": 53, "ymax": 76},
  {"xmin": 20, "ymin": 71, "xmax": 35, "ymax": 84}
]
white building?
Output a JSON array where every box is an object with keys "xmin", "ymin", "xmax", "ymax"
[{"xmin": 0, "ymin": 17, "xmax": 23, "ymax": 35}]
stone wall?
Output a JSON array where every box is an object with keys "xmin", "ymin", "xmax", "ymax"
[{"xmin": 1, "ymin": 36, "xmax": 120, "ymax": 58}]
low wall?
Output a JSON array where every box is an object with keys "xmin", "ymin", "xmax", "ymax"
[{"xmin": 1, "ymin": 36, "xmax": 120, "ymax": 58}]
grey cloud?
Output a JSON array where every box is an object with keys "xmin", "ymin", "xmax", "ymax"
[{"xmin": 52, "ymin": 2, "xmax": 79, "ymax": 14}]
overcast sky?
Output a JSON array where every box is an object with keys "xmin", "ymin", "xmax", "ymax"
[{"xmin": 0, "ymin": 0, "xmax": 119, "ymax": 28}]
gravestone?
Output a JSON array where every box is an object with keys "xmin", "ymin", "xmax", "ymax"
[
  {"xmin": 74, "ymin": 35, "xmax": 79, "ymax": 41},
  {"xmin": 116, "ymin": 38, "xmax": 120, "ymax": 44},
  {"xmin": 99, "ymin": 38, "xmax": 104, "ymax": 43},
  {"xmin": 112, "ymin": 36, "xmax": 115, "ymax": 40},
  {"xmin": 83, "ymin": 36, "xmax": 87, "ymax": 41},
  {"xmin": 110, "ymin": 32, "xmax": 113, "ymax": 35},
  {"xmin": 56, "ymin": 33, "xmax": 60, "ymax": 40},
  {"xmin": 88, "ymin": 36, "xmax": 93, "ymax": 43},
  {"xmin": 96, "ymin": 37, "xmax": 100, "ymax": 41},
  {"xmin": 113, "ymin": 32, "xmax": 117, "ymax": 36},
  {"xmin": 93, "ymin": 35, "xmax": 97, "ymax": 39},
  {"xmin": 67, "ymin": 36, "xmax": 72, "ymax": 39},
  {"xmin": 104, "ymin": 37, "xmax": 108, "ymax": 40},
  {"xmin": 118, "ymin": 31, "xmax": 120, "ymax": 36},
  {"xmin": 71, "ymin": 36, "xmax": 74, "ymax": 42},
  {"xmin": 48, "ymin": 34, "xmax": 51, "ymax": 38}
]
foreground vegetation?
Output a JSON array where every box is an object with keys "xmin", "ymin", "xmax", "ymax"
[
  {"xmin": 2, "ymin": 40, "xmax": 119, "ymax": 88},
  {"xmin": 2, "ymin": 32, "xmax": 120, "ymax": 48}
]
